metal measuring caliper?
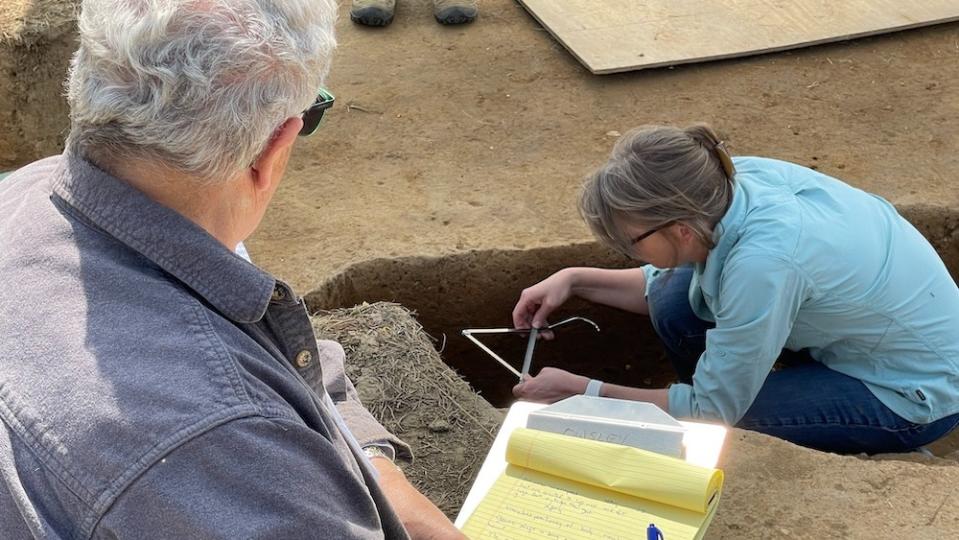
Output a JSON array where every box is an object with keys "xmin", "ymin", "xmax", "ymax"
[{"xmin": 461, "ymin": 317, "xmax": 601, "ymax": 381}]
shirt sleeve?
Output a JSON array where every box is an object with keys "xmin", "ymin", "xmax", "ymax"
[
  {"xmin": 667, "ymin": 254, "xmax": 808, "ymax": 424},
  {"xmin": 94, "ymin": 416, "xmax": 399, "ymax": 539},
  {"xmin": 642, "ymin": 264, "xmax": 666, "ymax": 298},
  {"xmin": 315, "ymin": 340, "xmax": 413, "ymax": 461}
]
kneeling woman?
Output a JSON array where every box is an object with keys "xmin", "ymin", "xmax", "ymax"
[{"xmin": 512, "ymin": 124, "xmax": 959, "ymax": 454}]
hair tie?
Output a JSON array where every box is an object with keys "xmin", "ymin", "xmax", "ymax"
[{"xmin": 714, "ymin": 140, "xmax": 735, "ymax": 180}]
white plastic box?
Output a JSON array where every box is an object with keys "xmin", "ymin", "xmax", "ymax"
[{"xmin": 526, "ymin": 395, "xmax": 687, "ymax": 458}]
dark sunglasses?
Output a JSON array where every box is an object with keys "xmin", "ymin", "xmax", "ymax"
[{"xmin": 299, "ymin": 88, "xmax": 335, "ymax": 137}]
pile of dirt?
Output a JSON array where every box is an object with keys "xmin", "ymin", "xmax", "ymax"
[
  {"xmin": 310, "ymin": 302, "xmax": 504, "ymax": 517},
  {"xmin": 312, "ymin": 302, "xmax": 959, "ymax": 538}
]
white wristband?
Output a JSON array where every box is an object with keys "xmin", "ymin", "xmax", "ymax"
[{"xmin": 584, "ymin": 379, "xmax": 604, "ymax": 397}]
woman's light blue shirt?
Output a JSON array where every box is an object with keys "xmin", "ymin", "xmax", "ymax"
[{"xmin": 651, "ymin": 157, "xmax": 959, "ymax": 425}]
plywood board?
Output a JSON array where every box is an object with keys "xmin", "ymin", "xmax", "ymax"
[{"xmin": 516, "ymin": 0, "xmax": 959, "ymax": 74}]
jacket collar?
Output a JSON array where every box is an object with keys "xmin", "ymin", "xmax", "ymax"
[{"xmin": 51, "ymin": 153, "xmax": 275, "ymax": 323}]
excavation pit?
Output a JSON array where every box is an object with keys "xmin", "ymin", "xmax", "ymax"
[{"xmin": 306, "ymin": 203, "xmax": 959, "ymax": 411}]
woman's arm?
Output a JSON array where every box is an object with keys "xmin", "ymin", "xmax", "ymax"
[
  {"xmin": 567, "ymin": 267, "xmax": 650, "ymax": 315},
  {"xmin": 515, "ymin": 254, "xmax": 807, "ymax": 425},
  {"xmin": 512, "ymin": 366, "xmax": 669, "ymax": 410},
  {"xmin": 669, "ymin": 254, "xmax": 807, "ymax": 423},
  {"xmin": 513, "ymin": 267, "xmax": 650, "ymax": 330},
  {"xmin": 596, "ymin": 382, "xmax": 669, "ymax": 411}
]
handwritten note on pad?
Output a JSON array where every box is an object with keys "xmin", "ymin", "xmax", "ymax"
[{"xmin": 462, "ymin": 427, "xmax": 724, "ymax": 540}]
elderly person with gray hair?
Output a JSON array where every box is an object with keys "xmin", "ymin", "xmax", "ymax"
[
  {"xmin": 0, "ymin": 1, "xmax": 464, "ymax": 538},
  {"xmin": 512, "ymin": 124, "xmax": 959, "ymax": 455}
]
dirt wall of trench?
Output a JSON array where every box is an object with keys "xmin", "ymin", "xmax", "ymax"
[
  {"xmin": 0, "ymin": 1, "xmax": 77, "ymax": 169},
  {"xmin": 306, "ymin": 204, "xmax": 959, "ymax": 409}
]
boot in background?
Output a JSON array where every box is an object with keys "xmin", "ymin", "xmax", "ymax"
[
  {"xmin": 434, "ymin": 0, "xmax": 478, "ymax": 25},
  {"xmin": 351, "ymin": 0, "xmax": 396, "ymax": 26}
]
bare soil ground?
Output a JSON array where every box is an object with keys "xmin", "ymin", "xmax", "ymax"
[
  {"xmin": 242, "ymin": 5, "xmax": 959, "ymax": 536},
  {"xmin": 250, "ymin": 1, "xmax": 959, "ymax": 293},
  {"xmin": 0, "ymin": 0, "xmax": 76, "ymax": 166},
  {"xmin": 317, "ymin": 302, "xmax": 959, "ymax": 539},
  {"xmin": 3, "ymin": 1, "xmax": 959, "ymax": 538}
]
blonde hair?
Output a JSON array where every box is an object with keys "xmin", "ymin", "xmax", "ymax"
[{"xmin": 579, "ymin": 124, "xmax": 736, "ymax": 257}]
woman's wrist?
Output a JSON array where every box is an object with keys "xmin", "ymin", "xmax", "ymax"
[
  {"xmin": 561, "ymin": 267, "xmax": 585, "ymax": 295},
  {"xmin": 570, "ymin": 373, "xmax": 591, "ymax": 395}
]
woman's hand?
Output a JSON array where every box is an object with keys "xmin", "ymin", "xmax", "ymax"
[
  {"xmin": 512, "ymin": 269, "xmax": 576, "ymax": 338},
  {"xmin": 512, "ymin": 367, "xmax": 589, "ymax": 403}
]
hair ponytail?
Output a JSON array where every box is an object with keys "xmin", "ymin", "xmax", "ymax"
[
  {"xmin": 579, "ymin": 123, "xmax": 736, "ymax": 256},
  {"xmin": 684, "ymin": 124, "xmax": 736, "ymax": 182}
]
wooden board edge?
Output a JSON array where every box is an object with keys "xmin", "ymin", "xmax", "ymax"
[
  {"xmin": 540, "ymin": 12, "xmax": 959, "ymax": 75},
  {"xmin": 514, "ymin": 0, "xmax": 600, "ymax": 74}
]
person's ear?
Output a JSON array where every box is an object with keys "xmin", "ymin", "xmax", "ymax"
[
  {"xmin": 250, "ymin": 116, "xmax": 303, "ymax": 193},
  {"xmin": 676, "ymin": 222, "xmax": 696, "ymax": 244}
]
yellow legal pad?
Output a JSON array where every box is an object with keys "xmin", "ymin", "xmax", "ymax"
[{"xmin": 462, "ymin": 428, "xmax": 724, "ymax": 540}]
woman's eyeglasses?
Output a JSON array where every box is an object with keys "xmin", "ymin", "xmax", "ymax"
[
  {"xmin": 630, "ymin": 222, "xmax": 671, "ymax": 246},
  {"xmin": 299, "ymin": 88, "xmax": 335, "ymax": 137}
]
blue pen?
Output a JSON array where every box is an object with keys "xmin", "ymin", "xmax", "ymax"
[{"xmin": 647, "ymin": 523, "xmax": 664, "ymax": 540}]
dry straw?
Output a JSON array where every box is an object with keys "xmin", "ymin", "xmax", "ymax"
[{"xmin": 311, "ymin": 302, "xmax": 503, "ymax": 517}]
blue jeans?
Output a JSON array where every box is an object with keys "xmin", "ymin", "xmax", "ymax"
[{"xmin": 647, "ymin": 266, "xmax": 959, "ymax": 454}]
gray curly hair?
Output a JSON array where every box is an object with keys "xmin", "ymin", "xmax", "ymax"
[
  {"xmin": 579, "ymin": 124, "xmax": 736, "ymax": 257},
  {"xmin": 66, "ymin": 0, "xmax": 337, "ymax": 183}
]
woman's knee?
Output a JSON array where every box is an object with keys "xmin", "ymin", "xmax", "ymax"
[
  {"xmin": 647, "ymin": 266, "xmax": 706, "ymax": 347},
  {"xmin": 736, "ymin": 363, "xmax": 959, "ymax": 453}
]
